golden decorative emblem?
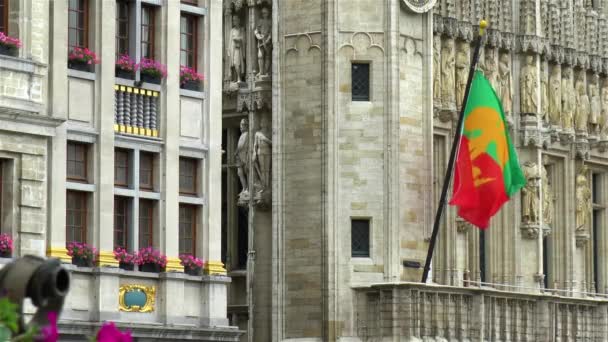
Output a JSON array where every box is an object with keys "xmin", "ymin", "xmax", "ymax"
[{"xmin": 118, "ymin": 284, "xmax": 156, "ymax": 313}]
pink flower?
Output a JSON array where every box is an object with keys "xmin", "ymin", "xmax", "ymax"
[
  {"xmin": 97, "ymin": 322, "xmax": 132, "ymax": 342},
  {"xmin": 40, "ymin": 311, "xmax": 59, "ymax": 342}
]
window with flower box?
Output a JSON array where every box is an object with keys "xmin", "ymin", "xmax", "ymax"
[
  {"xmin": 179, "ymin": 204, "xmax": 196, "ymax": 255},
  {"xmin": 180, "ymin": 14, "xmax": 197, "ymax": 70},
  {"xmin": 66, "ymin": 190, "xmax": 88, "ymax": 243},
  {"xmin": 115, "ymin": 0, "xmax": 130, "ymax": 58},
  {"xmin": 68, "ymin": 0, "xmax": 88, "ymax": 51}
]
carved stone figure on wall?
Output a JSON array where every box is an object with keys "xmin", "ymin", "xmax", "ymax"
[
  {"xmin": 236, "ymin": 119, "xmax": 249, "ymax": 204},
  {"xmin": 455, "ymin": 41, "xmax": 469, "ymax": 109},
  {"xmin": 229, "ymin": 15, "xmax": 246, "ymax": 83},
  {"xmin": 433, "ymin": 36, "xmax": 441, "ymax": 104},
  {"xmin": 541, "ymin": 63, "xmax": 549, "ymax": 122},
  {"xmin": 562, "ymin": 67, "xmax": 575, "ymax": 132},
  {"xmin": 483, "ymin": 48, "xmax": 499, "ymax": 92},
  {"xmin": 520, "ymin": 55, "xmax": 537, "ymax": 114},
  {"xmin": 441, "ymin": 39, "xmax": 456, "ymax": 109},
  {"xmin": 498, "ymin": 53, "xmax": 512, "ymax": 116},
  {"xmin": 575, "ymin": 165, "xmax": 592, "ymax": 232},
  {"xmin": 549, "ymin": 65, "xmax": 562, "ymax": 127},
  {"xmin": 253, "ymin": 116, "xmax": 272, "ymax": 204},
  {"xmin": 601, "ymin": 78, "xmax": 608, "ymax": 140},
  {"xmin": 522, "ymin": 162, "xmax": 540, "ymax": 225},
  {"xmin": 589, "ymin": 74, "xmax": 601, "ymax": 136},
  {"xmin": 574, "ymin": 72, "xmax": 590, "ymax": 133},
  {"xmin": 541, "ymin": 160, "xmax": 553, "ymax": 229},
  {"xmin": 254, "ymin": 6, "xmax": 272, "ymax": 78}
]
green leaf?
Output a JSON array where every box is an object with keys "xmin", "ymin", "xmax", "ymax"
[
  {"xmin": 12, "ymin": 325, "xmax": 38, "ymax": 342},
  {"xmin": 0, "ymin": 298, "xmax": 19, "ymax": 333}
]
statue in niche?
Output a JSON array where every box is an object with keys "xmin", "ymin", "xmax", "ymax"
[
  {"xmin": 574, "ymin": 72, "xmax": 590, "ymax": 133},
  {"xmin": 520, "ymin": 55, "xmax": 537, "ymax": 114},
  {"xmin": 562, "ymin": 67, "xmax": 575, "ymax": 131},
  {"xmin": 541, "ymin": 63, "xmax": 549, "ymax": 122},
  {"xmin": 433, "ymin": 36, "xmax": 441, "ymax": 104},
  {"xmin": 253, "ymin": 116, "xmax": 272, "ymax": 205},
  {"xmin": 441, "ymin": 38, "xmax": 456, "ymax": 108},
  {"xmin": 589, "ymin": 74, "xmax": 601, "ymax": 136},
  {"xmin": 541, "ymin": 159, "xmax": 554, "ymax": 229},
  {"xmin": 601, "ymin": 78, "xmax": 608, "ymax": 140},
  {"xmin": 254, "ymin": 6, "xmax": 272, "ymax": 78},
  {"xmin": 522, "ymin": 162, "xmax": 540, "ymax": 225},
  {"xmin": 549, "ymin": 65, "xmax": 562, "ymax": 126},
  {"xmin": 455, "ymin": 41, "xmax": 469, "ymax": 109},
  {"xmin": 575, "ymin": 165, "xmax": 592, "ymax": 232},
  {"xmin": 228, "ymin": 15, "xmax": 246, "ymax": 83},
  {"xmin": 498, "ymin": 53, "xmax": 512, "ymax": 116},
  {"xmin": 483, "ymin": 48, "xmax": 499, "ymax": 92},
  {"xmin": 236, "ymin": 119, "xmax": 249, "ymax": 204}
]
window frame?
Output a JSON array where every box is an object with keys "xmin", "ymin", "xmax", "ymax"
[
  {"xmin": 66, "ymin": 190, "xmax": 88, "ymax": 244},
  {"xmin": 179, "ymin": 157, "xmax": 198, "ymax": 195},
  {"xmin": 68, "ymin": 0, "xmax": 89, "ymax": 50},
  {"xmin": 113, "ymin": 196, "xmax": 130, "ymax": 249},
  {"xmin": 181, "ymin": 0, "xmax": 198, "ymax": 5},
  {"xmin": 179, "ymin": 13, "xmax": 198, "ymax": 70},
  {"xmin": 139, "ymin": 199, "xmax": 154, "ymax": 248},
  {"xmin": 351, "ymin": 218, "xmax": 370, "ymax": 258},
  {"xmin": 114, "ymin": 148, "xmax": 130, "ymax": 188},
  {"xmin": 178, "ymin": 204, "xmax": 197, "ymax": 256},
  {"xmin": 67, "ymin": 142, "xmax": 88, "ymax": 183},
  {"xmin": 115, "ymin": 0, "xmax": 130, "ymax": 59},
  {"xmin": 141, "ymin": 5, "xmax": 156, "ymax": 60},
  {"xmin": 0, "ymin": 0, "xmax": 8, "ymax": 34},
  {"xmin": 351, "ymin": 62, "xmax": 371, "ymax": 102},
  {"xmin": 139, "ymin": 152, "xmax": 154, "ymax": 190}
]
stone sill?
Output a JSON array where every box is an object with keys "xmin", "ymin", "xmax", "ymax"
[
  {"xmin": 180, "ymin": 88, "xmax": 206, "ymax": 99},
  {"xmin": 68, "ymin": 69, "xmax": 96, "ymax": 81},
  {"xmin": 115, "ymin": 77, "xmax": 162, "ymax": 92},
  {"xmin": 0, "ymin": 54, "xmax": 46, "ymax": 76},
  {"xmin": 180, "ymin": 3, "xmax": 207, "ymax": 16},
  {"xmin": 66, "ymin": 264, "xmax": 231, "ymax": 284}
]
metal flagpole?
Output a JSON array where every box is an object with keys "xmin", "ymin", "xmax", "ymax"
[{"xmin": 421, "ymin": 20, "xmax": 488, "ymax": 283}]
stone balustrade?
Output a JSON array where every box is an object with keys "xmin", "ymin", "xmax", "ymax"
[
  {"xmin": 114, "ymin": 84, "xmax": 159, "ymax": 138},
  {"xmin": 355, "ymin": 282, "xmax": 608, "ymax": 341}
]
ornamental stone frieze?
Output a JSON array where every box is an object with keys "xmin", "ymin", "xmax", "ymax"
[
  {"xmin": 442, "ymin": 17, "xmax": 458, "ymax": 38},
  {"xmin": 518, "ymin": 35, "xmax": 542, "ymax": 54},
  {"xmin": 456, "ymin": 21, "xmax": 473, "ymax": 42}
]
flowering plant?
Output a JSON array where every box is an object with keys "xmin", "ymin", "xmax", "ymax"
[
  {"xmin": 38, "ymin": 312, "xmax": 132, "ymax": 342},
  {"xmin": 134, "ymin": 246, "xmax": 167, "ymax": 268},
  {"xmin": 115, "ymin": 54, "xmax": 137, "ymax": 72},
  {"xmin": 179, "ymin": 66, "xmax": 204, "ymax": 85},
  {"xmin": 67, "ymin": 241, "xmax": 97, "ymax": 263},
  {"xmin": 179, "ymin": 254, "xmax": 204, "ymax": 269},
  {"xmin": 0, "ymin": 32, "xmax": 22, "ymax": 49},
  {"xmin": 96, "ymin": 321, "xmax": 132, "ymax": 342},
  {"xmin": 68, "ymin": 47, "xmax": 100, "ymax": 65},
  {"xmin": 138, "ymin": 58, "xmax": 167, "ymax": 78},
  {"xmin": 0, "ymin": 234, "xmax": 13, "ymax": 254},
  {"xmin": 113, "ymin": 247, "xmax": 135, "ymax": 264}
]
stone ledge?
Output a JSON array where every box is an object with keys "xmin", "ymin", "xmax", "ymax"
[
  {"xmin": 68, "ymin": 69, "xmax": 96, "ymax": 81},
  {"xmin": 0, "ymin": 55, "xmax": 46, "ymax": 76},
  {"xmin": 66, "ymin": 264, "xmax": 231, "ymax": 283},
  {"xmin": 0, "ymin": 110, "xmax": 65, "ymax": 136},
  {"xmin": 180, "ymin": 88, "xmax": 206, "ymax": 99},
  {"xmin": 180, "ymin": 3, "xmax": 207, "ymax": 16}
]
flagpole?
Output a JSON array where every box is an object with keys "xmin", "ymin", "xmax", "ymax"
[{"xmin": 421, "ymin": 20, "xmax": 488, "ymax": 283}]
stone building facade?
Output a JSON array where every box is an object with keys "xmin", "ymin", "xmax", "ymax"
[
  {"xmin": 222, "ymin": 0, "xmax": 608, "ymax": 340},
  {"xmin": 0, "ymin": 0, "xmax": 240, "ymax": 340}
]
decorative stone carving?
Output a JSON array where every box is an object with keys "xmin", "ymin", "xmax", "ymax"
[
  {"xmin": 601, "ymin": 78, "xmax": 608, "ymax": 141},
  {"xmin": 589, "ymin": 73, "xmax": 601, "ymax": 138},
  {"xmin": 561, "ymin": 67, "xmax": 575, "ymax": 133},
  {"xmin": 236, "ymin": 118, "xmax": 250, "ymax": 206},
  {"xmin": 433, "ymin": 35, "xmax": 442, "ymax": 105},
  {"xmin": 455, "ymin": 41, "xmax": 469, "ymax": 109},
  {"xmin": 229, "ymin": 15, "xmax": 246, "ymax": 83},
  {"xmin": 441, "ymin": 38, "xmax": 456, "ymax": 110},
  {"xmin": 575, "ymin": 165, "xmax": 591, "ymax": 233},
  {"xmin": 541, "ymin": 62, "xmax": 549, "ymax": 122},
  {"xmin": 253, "ymin": 116, "xmax": 272, "ymax": 209},
  {"xmin": 574, "ymin": 72, "xmax": 590, "ymax": 135},
  {"xmin": 254, "ymin": 6, "xmax": 272, "ymax": 78},
  {"xmin": 548, "ymin": 65, "xmax": 562, "ymax": 127},
  {"xmin": 521, "ymin": 162, "xmax": 541, "ymax": 226},
  {"xmin": 498, "ymin": 53, "xmax": 512, "ymax": 116},
  {"xmin": 456, "ymin": 21, "xmax": 473, "ymax": 42},
  {"xmin": 456, "ymin": 217, "xmax": 471, "ymax": 233},
  {"xmin": 483, "ymin": 48, "xmax": 499, "ymax": 92},
  {"xmin": 520, "ymin": 54, "xmax": 537, "ymax": 115},
  {"xmin": 541, "ymin": 159, "xmax": 553, "ymax": 233}
]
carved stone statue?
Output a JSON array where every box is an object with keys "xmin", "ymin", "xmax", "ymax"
[
  {"xmin": 236, "ymin": 119, "xmax": 249, "ymax": 202},
  {"xmin": 441, "ymin": 39, "xmax": 456, "ymax": 108},
  {"xmin": 483, "ymin": 48, "xmax": 499, "ymax": 92},
  {"xmin": 254, "ymin": 7, "xmax": 272, "ymax": 78},
  {"xmin": 253, "ymin": 116, "xmax": 272, "ymax": 194},
  {"xmin": 549, "ymin": 65, "xmax": 562, "ymax": 126},
  {"xmin": 498, "ymin": 53, "xmax": 512, "ymax": 116},
  {"xmin": 562, "ymin": 67, "xmax": 575, "ymax": 131},
  {"xmin": 229, "ymin": 15, "xmax": 246, "ymax": 83},
  {"xmin": 589, "ymin": 74, "xmax": 601, "ymax": 136},
  {"xmin": 520, "ymin": 55, "xmax": 537, "ymax": 114},
  {"xmin": 433, "ymin": 36, "xmax": 441, "ymax": 103},
  {"xmin": 541, "ymin": 63, "xmax": 549, "ymax": 122},
  {"xmin": 541, "ymin": 160, "xmax": 553, "ymax": 228},
  {"xmin": 574, "ymin": 72, "xmax": 590, "ymax": 133},
  {"xmin": 455, "ymin": 41, "xmax": 469, "ymax": 109},
  {"xmin": 601, "ymin": 78, "xmax": 608, "ymax": 140},
  {"xmin": 575, "ymin": 165, "xmax": 592, "ymax": 232},
  {"xmin": 522, "ymin": 161, "xmax": 540, "ymax": 225}
]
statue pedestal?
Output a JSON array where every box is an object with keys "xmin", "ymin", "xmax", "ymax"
[
  {"xmin": 521, "ymin": 223, "xmax": 542, "ymax": 239},
  {"xmin": 559, "ymin": 130, "xmax": 575, "ymax": 145},
  {"xmin": 520, "ymin": 114, "xmax": 541, "ymax": 147}
]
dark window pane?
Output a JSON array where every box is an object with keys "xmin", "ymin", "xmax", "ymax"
[
  {"xmin": 66, "ymin": 191, "xmax": 87, "ymax": 243},
  {"xmin": 113, "ymin": 197, "xmax": 129, "ymax": 249},
  {"xmin": 352, "ymin": 63, "xmax": 370, "ymax": 101},
  {"xmin": 179, "ymin": 14, "xmax": 196, "ymax": 69},
  {"xmin": 179, "ymin": 205, "xmax": 196, "ymax": 255},
  {"xmin": 114, "ymin": 149, "xmax": 129, "ymax": 187},
  {"xmin": 179, "ymin": 157, "xmax": 197, "ymax": 194},
  {"xmin": 139, "ymin": 200, "xmax": 154, "ymax": 248},
  {"xmin": 139, "ymin": 152, "xmax": 154, "ymax": 190},
  {"xmin": 351, "ymin": 219, "xmax": 370, "ymax": 257},
  {"xmin": 68, "ymin": 0, "xmax": 87, "ymax": 50},
  {"xmin": 67, "ymin": 142, "xmax": 88, "ymax": 181},
  {"xmin": 0, "ymin": 0, "xmax": 5, "ymax": 33},
  {"xmin": 141, "ymin": 6, "xmax": 155, "ymax": 60}
]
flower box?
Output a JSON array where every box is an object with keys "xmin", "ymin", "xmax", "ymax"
[
  {"xmin": 0, "ymin": 45, "xmax": 17, "ymax": 57},
  {"xmin": 0, "ymin": 234, "xmax": 13, "ymax": 258},
  {"xmin": 72, "ymin": 256, "xmax": 94, "ymax": 267},
  {"xmin": 119, "ymin": 262, "xmax": 135, "ymax": 271},
  {"xmin": 115, "ymin": 54, "xmax": 137, "ymax": 79},
  {"xmin": 135, "ymin": 246, "xmax": 167, "ymax": 273},
  {"xmin": 139, "ymin": 58, "xmax": 166, "ymax": 85},
  {"xmin": 115, "ymin": 68, "xmax": 134, "ymax": 80},
  {"xmin": 181, "ymin": 80, "xmax": 201, "ymax": 91},
  {"xmin": 180, "ymin": 66, "xmax": 204, "ymax": 91},
  {"xmin": 67, "ymin": 241, "xmax": 97, "ymax": 267},
  {"xmin": 184, "ymin": 265, "xmax": 202, "ymax": 276},
  {"xmin": 68, "ymin": 47, "xmax": 99, "ymax": 73},
  {"xmin": 68, "ymin": 60, "xmax": 92, "ymax": 72},
  {"xmin": 0, "ymin": 32, "xmax": 21, "ymax": 57},
  {"xmin": 141, "ymin": 73, "xmax": 161, "ymax": 84},
  {"xmin": 179, "ymin": 254, "xmax": 204, "ymax": 276},
  {"xmin": 139, "ymin": 262, "xmax": 161, "ymax": 273},
  {"xmin": 0, "ymin": 250, "xmax": 11, "ymax": 258}
]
